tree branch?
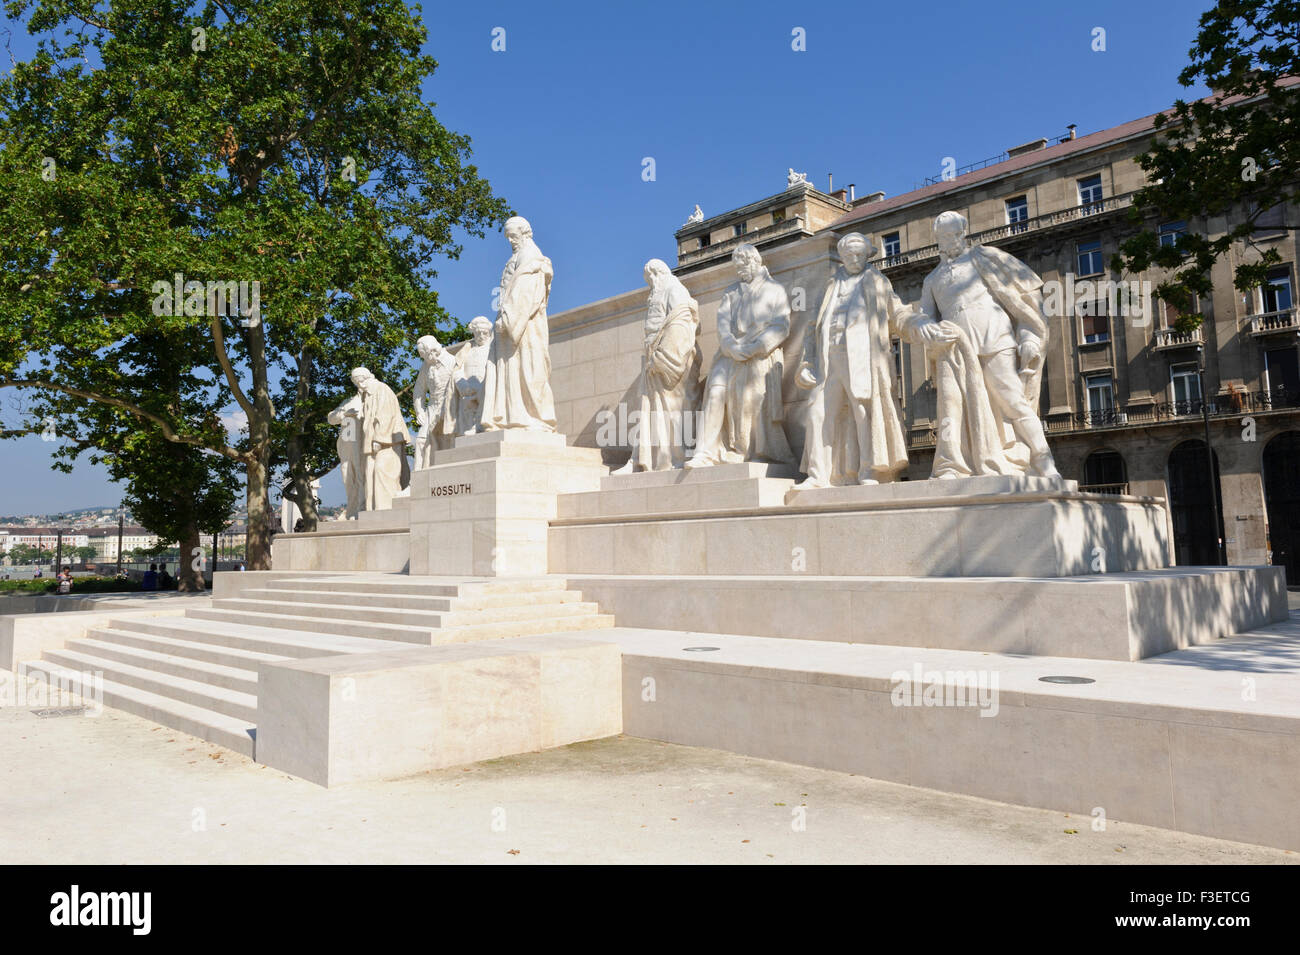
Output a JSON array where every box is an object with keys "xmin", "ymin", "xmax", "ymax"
[{"xmin": 0, "ymin": 378, "xmax": 250, "ymax": 463}]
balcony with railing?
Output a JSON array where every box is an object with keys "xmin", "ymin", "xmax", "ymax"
[
  {"xmin": 1247, "ymin": 307, "xmax": 1300, "ymax": 337},
  {"xmin": 1079, "ymin": 482, "xmax": 1130, "ymax": 495},
  {"xmin": 869, "ymin": 192, "xmax": 1137, "ymax": 271},
  {"xmin": 1043, "ymin": 387, "xmax": 1300, "ymax": 434},
  {"xmin": 1152, "ymin": 326, "xmax": 1204, "ymax": 350},
  {"xmin": 676, "ymin": 216, "xmax": 808, "ymax": 269}
]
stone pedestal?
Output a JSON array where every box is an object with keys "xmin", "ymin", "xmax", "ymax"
[{"xmin": 407, "ymin": 430, "xmax": 607, "ymax": 577}]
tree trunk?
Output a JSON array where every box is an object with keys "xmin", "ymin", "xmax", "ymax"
[
  {"xmin": 245, "ymin": 450, "xmax": 272, "ymax": 570},
  {"xmin": 177, "ymin": 525, "xmax": 203, "ymax": 591}
]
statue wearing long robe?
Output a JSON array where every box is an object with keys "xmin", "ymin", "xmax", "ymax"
[{"xmin": 480, "ymin": 238, "xmax": 557, "ymax": 432}]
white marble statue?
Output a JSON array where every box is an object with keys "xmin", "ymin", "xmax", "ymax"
[
  {"xmin": 787, "ymin": 168, "xmax": 808, "ymax": 187},
  {"xmin": 686, "ymin": 244, "xmax": 795, "ymax": 469},
  {"xmin": 441, "ymin": 316, "xmax": 495, "ymax": 437},
  {"xmin": 795, "ymin": 233, "xmax": 910, "ymax": 488},
  {"xmin": 908, "ymin": 210, "xmax": 1062, "ymax": 480},
  {"xmin": 480, "ymin": 216, "xmax": 558, "ymax": 433},
  {"xmin": 414, "ymin": 335, "xmax": 456, "ymax": 468},
  {"xmin": 327, "ymin": 393, "xmax": 364, "ymax": 519},
  {"xmin": 350, "ymin": 366, "xmax": 411, "ymax": 511},
  {"xmin": 613, "ymin": 259, "xmax": 703, "ymax": 473},
  {"xmin": 686, "ymin": 204, "xmax": 704, "ymax": 225}
]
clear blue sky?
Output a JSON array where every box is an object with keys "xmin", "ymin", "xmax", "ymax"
[{"xmin": 0, "ymin": 0, "xmax": 1212, "ymax": 514}]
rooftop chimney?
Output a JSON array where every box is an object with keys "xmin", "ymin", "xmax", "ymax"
[{"xmin": 847, "ymin": 183, "xmax": 856, "ymax": 201}]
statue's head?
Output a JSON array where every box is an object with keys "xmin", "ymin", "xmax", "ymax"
[
  {"xmin": 644, "ymin": 258, "xmax": 672, "ymax": 289},
  {"xmin": 933, "ymin": 211, "xmax": 969, "ymax": 258},
  {"xmin": 732, "ymin": 243, "xmax": 763, "ymax": 283},
  {"xmin": 350, "ymin": 366, "xmax": 374, "ymax": 394},
  {"xmin": 504, "ymin": 216, "xmax": 532, "ymax": 251},
  {"xmin": 836, "ymin": 233, "xmax": 874, "ymax": 275},
  {"xmin": 468, "ymin": 315, "xmax": 493, "ymax": 344},
  {"xmin": 416, "ymin": 335, "xmax": 443, "ymax": 361}
]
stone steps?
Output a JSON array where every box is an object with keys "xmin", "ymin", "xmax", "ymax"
[
  {"xmin": 246, "ymin": 586, "xmax": 583, "ymax": 612},
  {"xmin": 65, "ymin": 636, "xmax": 262, "ymax": 694},
  {"xmin": 23, "ymin": 659, "xmax": 256, "ymax": 756},
  {"xmin": 107, "ymin": 615, "xmax": 408, "ymax": 658},
  {"xmin": 210, "ymin": 595, "xmax": 604, "ymax": 630},
  {"xmin": 29, "ymin": 574, "xmax": 615, "ymax": 768},
  {"xmin": 41, "ymin": 647, "xmax": 260, "ymax": 723}
]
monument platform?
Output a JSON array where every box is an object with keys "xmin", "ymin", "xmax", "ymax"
[
  {"xmin": 550, "ymin": 472, "xmax": 1172, "ymax": 578},
  {"xmin": 606, "ymin": 618, "xmax": 1300, "ymax": 851}
]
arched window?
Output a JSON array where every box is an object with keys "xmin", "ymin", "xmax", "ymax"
[{"xmin": 1081, "ymin": 449, "xmax": 1127, "ymax": 494}]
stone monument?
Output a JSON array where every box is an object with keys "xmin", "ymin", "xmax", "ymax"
[
  {"xmin": 686, "ymin": 243, "xmax": 795, "ymax": 468},
  {"xmin": 612, "ymin": 259, "xmax": 702, "ymax": 473},
  {"xmin": 908, "ymin": 210, "xmax": 1061, "ymax": 480},
  {"xmin": 350, "ymin": 366, "xmax": 410, "ymax": 511},
  {"xmin": 480, "ymin": 216, "xmax": 558, "ymax": 433},
  {"xmin": 326, "ymin": 393, "xmax": 364, "ymax": 519},
  {"xmin": 441, "ymin": 316, "xmax": 494, "ymax": 437},
  {"xmin": 794, "ymin": 233, "xmax": 911, "ymax": 488},
  {"xmin": 413, "ymin": 335, "xmax": 456, "ymax": 468},
  {"xmin": 787, "ymin": 168, "xmax": 808, "ymax": 187}
]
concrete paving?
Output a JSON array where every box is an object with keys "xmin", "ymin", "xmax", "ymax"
[{"xmin": 0, "ymin": 683, "xmax": 1293, "ymax": 864}]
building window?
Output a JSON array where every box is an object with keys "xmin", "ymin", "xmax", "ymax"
[
  {"xmin": 772, "ymin": 209, "xmax": 786, "ymax": 224},
  {"xmin": 1005, "ymin": 196, "xmax": 1029, "ymax": 233},
  {"xmin": 1085, "ymin": 373, "xmax": 1114, "ymax": 421},
  {"xmin": 1078, "ymin": 174, "xmax": 1104, "ymax": 212},
  {"xmin": 1263, "ymin": 267, "xmax": 1294, "ymax": 314},
  {"xmin": 1083, "ymin": 449, "xmax": 1128, "ymax": 493},
  {"xmin": 882, "ymin": 232, "xmax": 901, "ymax": 258},
  {"xmin": 1076, "ymin": 239, "xmax": 1103, "ymax": 276},
  {"xmin": 1079, "ymin": 297, "xmax": 1110, "ymax": 343},
  {"xmin": 1170, "ymin": 362, "xmax": 1201, "ymax": 409},
  {"xmin": 1161, "ymin": 295, "xmax": 1199, "ymax": 328},
  {"xmin": 1253, "ymin": 204, "xmax": 1286, "ymax": 237},
  {"xmin": 1158, "ymin": 221, "xmax": 1187, "ymax": 248},
  {"xmin": 733, "ymin": 223, "xmax": 747, "ymax": 238},
  {"xmin": 698, "ymin": 233, "xmax": 711, "ymax": 248}
]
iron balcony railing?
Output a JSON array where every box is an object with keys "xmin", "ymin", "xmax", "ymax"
[
  {"xmin": 1079, "ymin": 482, "xmax": 1130, "ymax": 495},
  {"xmin": 871, "ymin": 192, "xmax": 1137, "ymax": 271}
]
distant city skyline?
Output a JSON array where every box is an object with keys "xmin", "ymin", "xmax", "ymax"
[{"xmin": 0, "ymin": 0, "xmax": 1213, "ymax": 512}]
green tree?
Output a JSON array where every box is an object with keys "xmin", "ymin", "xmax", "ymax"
[
  {"xmin": 72, "ymin": 546, "xmax": 98, "ymax": 560},
  {"xmin": 7, "ymin": 543, "xmax": 48, "ymax": 563},
  {"xmin": 1114, "ymin": 0, "xmax": 1300, "ymax": 327},
  {"xmin": 0, "ymin": 0, "xmax": 510, "ymax": 566}
]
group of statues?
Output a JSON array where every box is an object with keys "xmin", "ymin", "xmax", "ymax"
[
  {"xmin": 617, "ymin": 209, "xmax": 1061, "ymax": 488},
  {"xmin": 325, "ymin": 207, "xmax": 1062, "ymax": 521},
  {"xmin": 328, "ymin": 215, "xmax": 558, "ymax": 519}
]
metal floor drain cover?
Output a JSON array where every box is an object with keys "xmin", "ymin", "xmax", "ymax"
[
  {"xmin": 682, "ymin": 646, "xmax": 721, "ymax": 652},
  {"xmin": 32, "ymin": 706, "xmax": 88, "ymax": 718},
  {"xmin": 1038, "ymin": 676, "xmax": 1096, "ymax": 685}
]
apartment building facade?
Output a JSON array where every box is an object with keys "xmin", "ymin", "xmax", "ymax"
[{"xmin": 544, "ymin": 103, "xmax": 1300, "ymax": 580}]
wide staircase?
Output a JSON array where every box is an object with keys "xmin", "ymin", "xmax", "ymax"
[{"xmin": 22, "ymin": 575, "xmax": 614, "ymax": 758}]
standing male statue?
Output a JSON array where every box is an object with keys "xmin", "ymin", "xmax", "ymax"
[
  {"xmin": 441, "ymin": 316, "xmax": 495, "ymax": 437},
  {"xmin": 480, "ymin": 216, "xmax": 558, "ymax": 432},
  {"xmin": 909, "ymin": 211, "xmax": 1061, "ymax": 479},
  {"xmin": 350, "ymin": 366, "xmax": 410, "ymax": 511},
  {"xmin": 413, "ymin": 335, "xmax": 456, "ymax": 468},
  {"xmin": 686, "ymin": 244, "xmax": 795, "ymax": 469},
  {"xmin": 794, "ymin": 233, "xmax": 911, "ymax": 488},
  {"xmin": 326, "ymin": 392, "xmax": 364, "ymax": 519},
  {"xmin": 613, "ymin": 259, "xmax": 702, "ymax": 473}
]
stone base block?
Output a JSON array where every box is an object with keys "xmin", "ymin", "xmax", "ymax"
[
  {"xmin": 551, "ymin": 476, "xmax": 1171, "ymax": 577},
  {"xmin": 560, "ymin": 462, "xmax": 796, "ymax": 519},
  {"xmin": 409, "ymin": 430, "xmax": 607, "ymax": 577},
  {"xmin": 609, "ymin": 627, "xmax": 1300, "ymax": 851},
  {"xmin": 271, "ymin": 527, "xmax": 410, "ymax": 572},
  {"xmin": 255, "ymin": 634, "xmax": 623, "ymax": 786},
  {"xmin": 566, "ymin": 566, "xmax": 1287, "ymax": 660}
]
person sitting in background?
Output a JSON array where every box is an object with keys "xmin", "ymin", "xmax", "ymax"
[
  {"xmin": 57, "ymin": 571, "xmax": 72, "ymax": 595},
  {"xmin": 157, "ymin": 566, "xmax": 174, "ymax": 590},
  {"xmin": 141, "ymin": 563, "xmax": 158, "ymax": 591}
]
